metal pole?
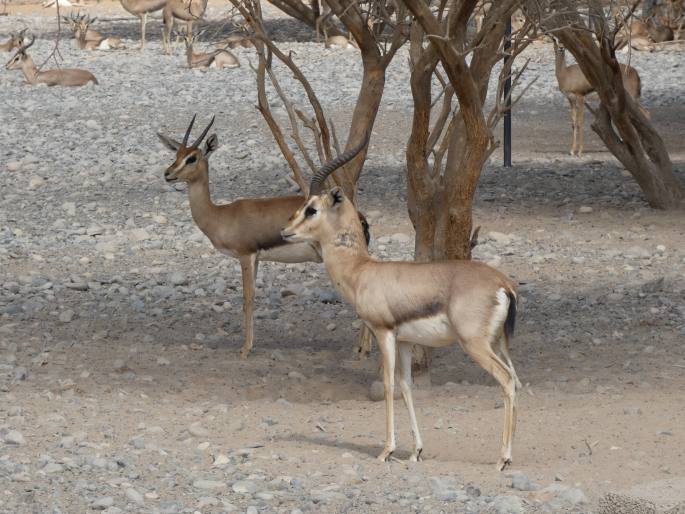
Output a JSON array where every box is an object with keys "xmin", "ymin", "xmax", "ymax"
[{"xmin": 503, "ymin": 18, "xmax": 512, "ymax": 168}]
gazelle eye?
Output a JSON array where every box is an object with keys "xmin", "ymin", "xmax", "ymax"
[
  {"xmin": 304, "ymin": 207, "xmax": 317, "ymax": 217},
  {"xmin": 185, "ymin": 155, "xmax": 197, "ymax": 164}
]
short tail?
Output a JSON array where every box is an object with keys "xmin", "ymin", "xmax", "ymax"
[{"xmin": 504, "ymin": 290, "xmax": 517, "ymax": 340}]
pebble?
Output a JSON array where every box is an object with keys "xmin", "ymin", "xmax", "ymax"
[
  {"xmin": 125, "ymin": 488, "xmax": 144, "ymax": 505},
  {"xmin": 511, "ymin": 473, "xmax": 535, "ymax": 491},
  {"xmin": 490, "ymin": 495, "xmax": 525, "ymax": 513},
  {"xmin": 193, "ymin": 479, "xmax": 227, "ymax": 491},
  {"xmin": 92, "ymin": 497, "xmax": 115, "ymax": 510},
  {"xmin": 59, "ymin": 309, "xmax": 75, "ymax": 323},
  {"xmin": 578, "ymin": 205, "xmax": 593, "ymax": 213},
  {"xmin": 168, "ymin": 272, "xmax": 187, "ymax": 286},
  {"xmin": 288, "ymin": 371, "xmax": 306, "ymax": 380},
  {"xmin": 188, "ymin": 422, "xmax": 209, "ymax": 437},
  {"xmin": 232, "ymin": 480, "xmax": 258, "ymax": 494},
  {"xmin": 3, "ymin": 430, "xmax": 26, "ymax": 445}
]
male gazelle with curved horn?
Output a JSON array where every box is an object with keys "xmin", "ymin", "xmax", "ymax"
[
  {"xmin": 281, "ymin": 152, "xmax": 521, "ymax": 470},
  {"xmin": 5, "ymin": 36, "xmax": 98, "ymax": 87},
  {"xmin": 64, "ymin": 12, "xmax": 103, "ymax": 44},
  {"xmin": 158, "ymin": 115, "xmax": 372, "ymax": 358},
  {"xmin": 0, "ymin": 29, "xmax": 27, "ymax": 52}
]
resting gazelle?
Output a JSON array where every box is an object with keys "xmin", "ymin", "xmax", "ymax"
[{"xmin": 282, "ymin": 146, "xmax": 521, "ymax": 470}]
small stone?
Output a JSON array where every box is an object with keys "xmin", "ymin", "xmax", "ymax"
[
  {"xmin": 86, "ymin": 225, "xmax": 104, "ymax": 236},
  {"xmin": 4, "ymin": 430, "xmax": 26, "ymax": 445},
  {"xmin": 288, "ymin": 371, "xmax": 306, "ymax": 380},
  {"xmin": 129, "ymin": 228, "xmax": 151, "ymax": 242},
  {"xmin": 232, "ymin": 480, "xmax": 257, "ymax": 494},
  {"xmin": 368, "ymin": 380, "xmax": 384, "ymax": 402},
  {"xmin": 92, "ymin": 497, "xmax": 114, "ymax": 510},
  {"xmin": 125, "ymin": 488, "xmax": 144, "ymax": 505},
  {"xmin": 28, "ymin": 176, "xmax": 45, "ymax": 189},
  {"xmin": 326, "ymin": 322, "xmax": 336, "ymax": 331},
  {"xmin": 188, "ymin": 422, "xmax": 209, "ymax": 437},
  {"xmin": 14, "ymin": 367, "xmax": 28, "ymax": 380},
  {"xmin": 578, "ymin": 206, "xmax": 593, "ymax": 213},
  {"xmin": 59, "ymin": 309, "xmax": 75, "ymax": 323},
  {"xmin": 212, "ymin": 454, "xmax": 230, "ymax": 468},
  {"xmin": 623, "ymin": 406, "xmax": 642, "ymax": 415},
  {"xmin": 113, "ymin": 359, "xmax": 127, "ymax": 371},
  {"xmin": 156, "ymin": 357, "xmax": 170, "ymax": 366},
  {"xmin": 130, "ymin": 436, "xmax": 146, "ymax": 449},
  {"xmin": 7, "ymin": 161, "xmax": 22, "ymax": 172},
  {"xmin": 193, "ymin": 479, "xmax": 227, "ymax": 491},
  {"xmin": 246, "ymin": 507, "xmax": 258, "ymax": 514},
  {"xmin": 511, "ymin": 473, "xmax": 535, "ymax": 491},
  {"xmin": 491, "ymin": 495, "xmax": 525, "ymax": 513},
  {"xmin": 168, "ymin": 272, "xmax": 187, "ymax": 286},
  {"xmin": 392, "ymin": 233, "xmax": 412, "ymax": 244},
  {"xmin": 43, "ymin": 462, "xmax": 64, "ymax": 473},
  {"xmin": 270, "ymin": 350, "xmax": 286, "ymax": 361},
  {"xmin": 624, "ymin": 246, "xmax": 651, "ymax": 259}
]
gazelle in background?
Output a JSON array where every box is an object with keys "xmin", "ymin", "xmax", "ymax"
[
  {"xmin": 553, "ymin": 40, "xmax": 647, "ymax": 156},
  {"xmin": 5, "ymin": 36, "xmax": 98, "ymax": 86},
  {"xmin": 0, "ymin": 28, "xmax": 26, "ymax": 52},
  {"xmin": 64, "ymin": 12, "xmax": 103, "ymax": 44},
  {"xmin": 158, "ymin": 115, "xmax": 371, "ymax": 358},
  {"xmin": 119, "ymin": 0, "xmax": 167, "ymax": 50},
  {"xmin": 162, "ymin": 0, "xmax": 208, "ymax": 54},
  {"xmin": 181, "ymin": 32, "xmax": 239, "ymax": 69},
  {"xmin": 72, "ymin": 14, "xmax": 125, "ymax": 50},
  {"xmin": 281, "ymin": 152, "xmax": 521, "ymax": 471}
]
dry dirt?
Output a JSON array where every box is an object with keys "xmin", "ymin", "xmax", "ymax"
[{"xmin": 1, "ymin": 2, "xmax": 684, "ymax": 514}]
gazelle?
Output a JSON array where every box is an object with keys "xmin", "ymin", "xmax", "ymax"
[
  {"xmin": 182, "ymin": 32, "xmax": 239, "ymax": 69},
  {"xmin": 0, "ymin": 29, "xmax": 26, "ymax": 52},
  {"xmin": 553, "ymin": 41, "xmax": 646, "ymax": 156},
  {"xmin": 5, "ymin": 37, "xmax": 98, "ymax": 87},
  {"xmin": 158, "ymin": 115, "xmax": 371, "ymax": 358},
  {"xmin": 162, "ymin": 0, "xmax": 208, "ymax": 55},
  {"xmin": 281, "ymin": 152, "xmax": 520, "ymax": 471},
  {"xmin": 119, "ymin": 0, "xmax": 167, "ymax": 50},
  {"xmin": 324, "ymin": 34, "xmax": 358, "ymax": 49},
  {"xmin": 73, "ymin": 14, "xmax": 125, "ymax": 50},
  {"xmin": 64, "ymin": 12, "xmax": 103, "ymax": 43}
]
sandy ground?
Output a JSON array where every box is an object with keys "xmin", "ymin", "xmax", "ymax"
[{"xmin": 1, "ymin": 2, "xmax": 685, "ymax": 514}]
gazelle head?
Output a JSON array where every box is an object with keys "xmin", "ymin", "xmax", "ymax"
[
  {"xmin": 282, "ymin": 138, "xmax": 369, "ymax": 246},
  {"xmin": 158, "ymin": 115, "xmax": 218, "ymax": 184},
  {"xmin": 4, "ymin": 28, "xmax": 27, "ymax": 51},
  {"xmin": 74, "ymin": 14, "xmax": 96, "ymax": 39},
  {"xmin": 5, "ymin": 35, "xmax": 34, "ymax": 70}
]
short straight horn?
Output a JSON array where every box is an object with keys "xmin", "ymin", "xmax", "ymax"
[{"xmin": 309, "ymin": 135, "xmax": 369, "ymax": 197}]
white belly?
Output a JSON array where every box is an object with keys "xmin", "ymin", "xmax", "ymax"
[
  {"xmin": 397, "ymin": 314, "xmax": 455, "ymax": 347},
  {"xmin": 258, "ymin": 243, "xmax": 321, "ymax": 263}
]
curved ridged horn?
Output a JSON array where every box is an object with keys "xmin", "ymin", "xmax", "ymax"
[
  {"xmin": 21, "ymin": 35, "xmax": 35, "ymax": 53},
  {"xmin": 183, "ymin": 114, "xmax": 197, "ymax": 146},
  {"xmin": 192, "ymin": 115, "xmax": 215, "ymax": 148},
  {"xmin": 309, "ymin": 135, "xmax": 369, "ymax": 197}
]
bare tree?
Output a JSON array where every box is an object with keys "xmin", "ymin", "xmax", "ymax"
[
  {"xmin": 530, "ymin": 1, "xmax": 685, "ymax": 209},
  {"xmin": 397, "ymin": 0, "xmax": 533, "ymax": 373},
  {"xmin": 231, "ymin": 0, "xmax": 409, "ymax": 201}
]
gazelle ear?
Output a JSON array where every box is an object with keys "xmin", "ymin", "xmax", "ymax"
[
  {"xmin": 205, "ymin": 134, "xmax": 219, "ymax": 158},
  {"xmin": 329, "ymin": 186, "xmax": 344, "ymax": 208},
  {"xmin": 157, "ymin": 133, "xmax": 182, "ymax": 151}
]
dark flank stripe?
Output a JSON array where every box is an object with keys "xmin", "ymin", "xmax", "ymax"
[{"xmin": 391, "ymin": 300, "xmax": 444, "ymax": 327}]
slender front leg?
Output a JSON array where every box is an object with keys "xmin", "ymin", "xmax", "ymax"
[
  {"xmin": 577, "ymin": 95, "xmax": 585, "ymax": 156},
  {"xmin": 567, "ymin": 96, "xmax": 577, "ymax": 155},
  {"xmin": 355, "ymin": 324, "xmax": 373, "ymax": 358},
  {"xmin": 398, "ymin": 341, "xmax": 423, "ymax": 461},
  {"xmin": 139, "ymin": 13, "xmax": 147, "ymax": 51},
  {"xmin": 239, "ymin": 254, "xmax": 258, "ymax": 359},
  {"xmin": 374, "ymin": 328, "xmax": 397, "ymax": 461},
  {"xmin": 162, "ymin": 9, "xmax": 172, "ymax": 54}
]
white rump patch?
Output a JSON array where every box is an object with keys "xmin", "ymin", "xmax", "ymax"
[
  {"xmin": 489, "ymin": 288, "xmax": 510, "ymax": 341},
  {"xmin": 397, "ymin": 313, "xmax": 455, "ymax": 347}
]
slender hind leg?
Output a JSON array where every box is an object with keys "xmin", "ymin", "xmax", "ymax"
[
  {"xmin": 461, "ymin": 341, "xmax": 517, "ymax": 470},
  {"xmin": 567, "ymin": 95, "xmax": 578, "ymax": 155},
  {"xmin": 398, "ymin": 341, "xmax": 423, "ymax": 461},
  {"xmin": 499, "ymin": 333, "xmax": 522, "ymax": 390},
  {"xmin": 239, "ymin": 254, "xmax": 258, "ymax": 359},
  {"xmin": 374, "ymin": 328, "xmax": 397, "ymax": 461}
]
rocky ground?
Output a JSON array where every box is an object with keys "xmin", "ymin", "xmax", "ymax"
[{"xmin": 1, "ymin": 2, "xmax": 685, "ymax": 514}]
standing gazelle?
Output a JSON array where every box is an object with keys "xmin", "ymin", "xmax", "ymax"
[
  {"xmin": 281, "ymin": 157, "xmax": 521, "ymax": 470},
  {"xmin": 158, "ymin": 115, "xmax": 371, "ymax": 358}
]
